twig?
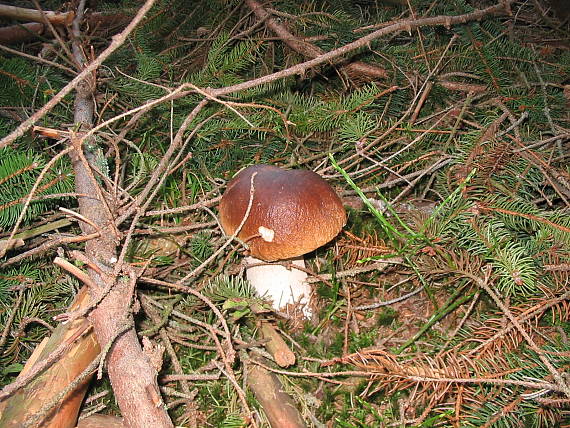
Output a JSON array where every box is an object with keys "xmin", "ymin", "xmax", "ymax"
[
  {"xmin": 213, "ymin": 360, "xmax": 258, "ymax": 428},
  {"xmin": 0, "ymin": 232, "xmax": 100, "ymax": 268},
  {"xmin": 116, "ymin": 99, "xmax": 210, "ymax": 224},
  {"xmin": 496, "ymin": 111, "xmax": 529, "ymax": 139},
  {"xmin": 16, "ymin": 317, "xmax": 54, "ymax": 335},
  {"xmin": 54, "ymin": 256, "xmax": 97, "ymax": 289},
  {"xmin": 513, "ymin": 133, "xmax": 570, "ymax": 153},
  {"xmin": 141, "ymin": 294, "xmax": 236, "ymax": 344},
  {"xmin": 53, "ymin": 265, "xmax": 119, "ymax": 325},
  {"xmin": 59, "ymin": 207, "xmax": 101, "ymax": 232},
  {"xmin": 140, "ymin": 281, "xmax": 253, "ymax": 421},
  {"xmin": 0, "ymin": 43, "xmax": 76, "ymax": 75},
  {"xmin": 80, "ymin": 83, "xmax": 192, "ymax": 147},
  {"xmin": 252, "ymin": 356, "xmax": 566, "ymax": 393},
  {"xmin": 187, "ymin": 84, "xmax": 254, "ymax": 126},
  {"xmin": 468, "ymin": 289, "xmax": 570, "ymax": 356},
  {"xmin": 160, "ymin": 373, "xmax": 220, "ymax": 382},
  {"xmin": 112, "ymin": 206, "xmax": 142, "ymax": 276},
  {"xmin": 124, "ymin": 107, "xmax": 222, "ymax": 223},
  {"xmin": 477, "ymin": 202, "xmax": 570, "ymax": 234},
  {"xmin": 133, "ymin": 221, "xmax": 217, "ymax": 236},
  {"xmin": 338, "ymin": 157, "xmax": 453, "ymax": 194},
  {"xmin": 216, "ymin": 1, "xmax": 514, "ymax": 97},
  {"xmin": 353, "ymin": 286, "xmax": 424, "ymax": 311},
  {"xmin": 83, "ymin": 390, "xmax": 109, "ymax": 405},
  {"xmin": 140, "ymin": 278, "xmax": 234, "ymax": 352},
  {"xmin": 437, "ymin": 291, "xmax": 481, "ymax": 357},
  {"xmin": 404, "ymin": 375, "xmax": 564, "ymax": 393},
  {"xmin": 144, "ymin": 196, "xmax": 221, "ymax": 217},
  {"xmin": 0, "ymin": 290, "xmax": 24, "ymax": 350},
  {"xmin": 306, "ymin": 258, "xmax": 403, "ymax": 283},
  {"xmin": 390, "ymin": 155, "xmax": 454, "ymax": 205}
]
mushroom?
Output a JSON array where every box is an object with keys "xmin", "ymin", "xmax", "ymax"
[{"xmin": 219, "ymin": 164, "xmax": 346, "ymax": 317}]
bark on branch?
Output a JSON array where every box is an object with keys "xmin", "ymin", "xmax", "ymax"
[
  {"xmin": 67, "ymin": 1, "xmax": 173, "ymax": 426},
  {"xmin": 0, "ymin": 5, "xmax": 131, "ymax": 45},
  {"xmin": 0, "ymin": 287, "xmax": 99, "ymax": 428},
  {"xmin": 0, "ymin": 5, "xmax": 73, "ymax": 25}
]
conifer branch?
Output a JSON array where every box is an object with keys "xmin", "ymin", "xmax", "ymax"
[
  {"xmin": 209, "ymin": 0, "xmax": 514, "ymax": 97},
  {"xmin": 462, "ymin": 269, "xmax": 570, "ymax": 398}
]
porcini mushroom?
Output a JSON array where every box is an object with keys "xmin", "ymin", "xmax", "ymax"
[{"xmin": 219, "ymin": 164, "xmax": 346, "ymax": 317}]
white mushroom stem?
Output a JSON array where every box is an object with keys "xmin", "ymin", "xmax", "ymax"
[{"xmin": 245, "ymin": 256, "xmax": 312, "ymax": 318}]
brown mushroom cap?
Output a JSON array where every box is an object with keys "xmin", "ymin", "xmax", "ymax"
[{"xmin": 219, "ymin": 164, "xmax": 346, "ymax": 261}]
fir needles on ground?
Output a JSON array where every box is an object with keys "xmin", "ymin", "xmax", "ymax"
[{"xmin": 0, "ymin": 0, "xmax": 569, "ymax": 426}]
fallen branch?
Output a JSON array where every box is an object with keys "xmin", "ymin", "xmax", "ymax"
[
  {"xmin": 0, "ymin": 4, "xmax": 73, "ymax": 25},
  {"xmin": 0, "ymin": 0, "xmax": 514, "ymax": 148},
  {"xmin": 0, "ymin": 10, "xmax": 132, "ymax": 45},
  {"xmin": 67, "ymin": 0, "xmax": 173, "ymax": 426},
  {"xmin": 247, "ymin": 357, "xmax": 306, "ymax": 428},
  {"xmin": 0, "ymin": 23, "xmax": 45, "ymax": 45}
]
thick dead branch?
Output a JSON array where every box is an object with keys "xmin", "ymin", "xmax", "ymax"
[
  {"xmin": 247, "ymin": 358, "xmax": 306, "ymax": 428},
  {"xmin": 0, "ymin": 5, "xmax": 73, "ymax": 25},
  {"xmin": 62, "ymin": 1, "xmax": 173, "ymax": 426},
  {"xmin": 0, "ymin": 22, "xmax": 45, "ymax": 44},
  {"xmin": 0, "ymin": 7, "xmax": 132, "ymax": 45}
]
